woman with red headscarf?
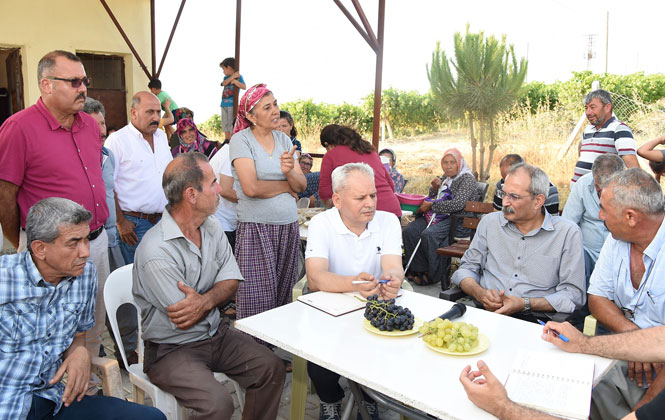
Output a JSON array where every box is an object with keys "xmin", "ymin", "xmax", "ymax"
[
  {"xmin": 171, "ymin": 118, "xmax": 218, "ymax": 159},
  {"xmin": 402, "ymin": 148, "xmax": 477, "ymax": 287},
  {"xmin": 229, "ymin": 84, "xmax": 306, "ymax": 326}
]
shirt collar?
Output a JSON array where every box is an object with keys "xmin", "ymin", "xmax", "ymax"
[
  {"xmin": 330, "ymin": 207, "xmax": 379, "ymax": 238},
  {"xmin": 161, "ymin": 209, "xmax": 185, "ymax": 241},
  {"xmin": 643, "ymin": 219, "xmax": 665, "ymax": 262},
  {"xmin": 128, "ymin": 121, "xmax": 149, "ymax": 140},
  {"xmin": 499, "ymin": 210, "xmax": 554, "ymax": 235},
  {"xmin": 36, "ymin": 97, "xmax": 85, "ymax": 132},
  {"xmin": 23, "ymin": 251, "xmax": 76, "ymax": 287}
]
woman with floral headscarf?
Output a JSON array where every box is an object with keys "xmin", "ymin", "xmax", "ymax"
[
  {"xmin": 229, "ymin": 84, "xmax": 306, "ymax": 327},
  {"xmin": 402, "ymin": 148, "xmax": 477, "ymax": 287},
  {"xmin": 171, "ymin": 118, "xmax": 218, "ymax": 159}
]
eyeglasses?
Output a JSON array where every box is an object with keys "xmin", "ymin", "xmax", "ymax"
[
  {"xmin": 496, "ymin": 189, "xmax": 535, "ymax": 201},
  {"xmin": 46, "ymin": 76, "xmax": 92, "ymax": 88},
  {"xmin": 300, "ymin": 161, "xmax": 313, "ymax": 168}
]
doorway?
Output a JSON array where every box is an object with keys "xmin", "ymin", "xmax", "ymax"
[
  {"xmin": 78, "ymin": 53, "xmax": 127, "ymax": 131},
  {"xmin": 0, "ymin": 47, "xmax": 25, "ymax": 127}
]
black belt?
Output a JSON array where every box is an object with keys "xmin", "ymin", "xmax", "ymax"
[{"xmin": 88, "ymin": 226, "xmax": 104, "ymax": 241}]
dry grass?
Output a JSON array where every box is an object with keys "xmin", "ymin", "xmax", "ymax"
[{"xmin": 298, "ymin": 104, "xmax": 665, "ymax": 208}]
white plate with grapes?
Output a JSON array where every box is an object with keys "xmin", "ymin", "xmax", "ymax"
[
  {"xmin": 362, "ymin": 295, "xmax": 423, "ymax": 337},
  {"xmin": 420, "ymin": 319, "xmax": 489, "ymax": 355}
]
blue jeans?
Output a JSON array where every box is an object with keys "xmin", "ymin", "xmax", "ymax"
[
  {"xmin": 27, "ymin": 394, "xmax": 165, "ymax": 420},
  {"xmin": 119, "ymin": 214, "xmax": 159, "ymax": 263}
]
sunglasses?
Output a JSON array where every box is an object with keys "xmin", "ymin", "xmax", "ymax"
[{"xmin": 46, "ymin": 76, "xmax": 92, "ymax": 88}]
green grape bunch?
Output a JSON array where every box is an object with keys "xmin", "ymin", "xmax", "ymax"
[
  {"xmin": 419, "ymin": 318, "xmax": 479, "ymax": 352},
  {"xmin": 362, "ymin": 294, "xmax": 415, "ymax": 332}
]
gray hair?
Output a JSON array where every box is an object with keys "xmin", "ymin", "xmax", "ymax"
[
  {"xmin": 26, "ymin": 198, "xmax": 91, "ymax": 253},
  {"xmin": 163, "ymin": 152, "xmax": 209, "ymax": 209},
  {"xmin": 82, "ymin": 97, "xmax": 105, "ymax": 117},
  {"xmin": 606, "ymin": 168, "xmax": 664, "ymax": 215},
  {"xmin": 592, "ymin": 154, "xmax": 625, "ymax": 188},
  {"xmin": 331, "ymin": 163, "xmax": 375, "ymax": 194},
  {"xmin": 37, "ymin": 50, "xmax": 81, "ymax": 83},
  {"xmin": 507, "ymin": 162, "xmax": 550, "ymax": 199},
  {"xmin": 584, "ymin": 89, "xmax": 613, "ymax": 107}
]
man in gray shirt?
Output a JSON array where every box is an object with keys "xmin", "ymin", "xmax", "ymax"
[
  {"xmin": 451, "ymin": 163, "xmax": 586, "ymax": 320},
  {"xmin": 133, "ymin": 152, "xmax": 285, "ymax": 420}
]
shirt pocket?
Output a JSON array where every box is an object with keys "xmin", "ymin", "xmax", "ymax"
[
  {"xmin": 61, "ymin": 302, "xmax": 86, "ymax": 336},
  {"xmin": 0, "ymin": 302, "xmax": 43, "ymax": 346},
  {"xmin": 645, "ymin": 288, "xmax": 665, "ymax": 325}
]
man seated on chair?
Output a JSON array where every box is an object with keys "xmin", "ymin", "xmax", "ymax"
[
  {"xmin": 305, "ymin": 162, "xmax": 404, "ymax": 420},
  {"xmin": 493, "ymin": 153, "xmax": 560, "ymax": 215},
  {"xmin": 451, "ymin": 163, "xmax": 586, "ymax": 322},
  {"xmin": 586, "ymin": 168, "xmax": 665, "ymax": 420},
  {"xmin": 562, "ymin": 154, "xmax": 626, "ymax": 282},
  {"xmin": 0, "ymin": 197, "xmax": 165, "ymax": 420},
  {"xmin": 133, "ymin": 152, "xmax": 285, "ymax": 420}
]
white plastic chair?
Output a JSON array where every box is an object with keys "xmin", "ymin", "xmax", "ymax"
[{"xmin": 104, "ymin": 264, "xmax": 245, "ymax": 419}]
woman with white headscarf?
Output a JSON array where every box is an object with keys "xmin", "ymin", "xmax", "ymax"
[{"xmin": 402, "ymin": 148, "xmax": 477, "ymax": 287}]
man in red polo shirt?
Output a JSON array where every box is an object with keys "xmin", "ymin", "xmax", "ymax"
[{"xmin": 0, "ymin": 50, "xmax": 110, "ymax": 389}]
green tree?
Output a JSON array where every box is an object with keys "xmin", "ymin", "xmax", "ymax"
[{"xmin": 428, "ymin": 27, "xmax": 527, "ymax": 181}]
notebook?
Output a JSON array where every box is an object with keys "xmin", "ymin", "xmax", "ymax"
[
  {"xmin": 297, "ymin": 291, "xmax": 366, "ymax": 316},
  {"xmin": 504, "ymin": 349, "xmax": 595, "ymax": 420}
]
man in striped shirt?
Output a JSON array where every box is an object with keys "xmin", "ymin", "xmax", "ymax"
[{"xmin": 571, "ymin": 89, "xmax": 638, "ymax": 184}]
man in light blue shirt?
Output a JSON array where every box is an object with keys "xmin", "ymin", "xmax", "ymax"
[
  {"xmin": 562, "ymin": 154, "xmax": 625, "ymax": 281},
  {"xmin": 587, "ymin": 168, "xmax": 665, "ymax": 420}
]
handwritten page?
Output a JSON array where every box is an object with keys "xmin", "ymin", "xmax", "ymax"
[{"xmin": 505, "ymin": 349, "xmax": 594, "ymax": 420}]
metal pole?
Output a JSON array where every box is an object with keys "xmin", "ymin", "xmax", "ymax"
[
  {"xmin": 233, "ymin": 0, "xmax": 242, "ymax": 120},
  {"xmin": 156, "ymin": 0, "xmax": 187, "ymax": 78},
  {"xmin": 99, "ymin": 0, "xmax": 152, "ymax": 79},
  {"xmin": 404, "ymin": 213, "xmax": 436, "ymax": 274},
  {"xmin": 372, "ymin": 0, "xmax": 385, "ymax": 150},
  {"xmin": 150, "ymin": 0, "xmax": 156, "ymax": 77}
]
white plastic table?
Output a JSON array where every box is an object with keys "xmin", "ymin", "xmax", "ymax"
[{"xmin": 235, "ymin": 290, "xmax": 615, "ymax": 420}]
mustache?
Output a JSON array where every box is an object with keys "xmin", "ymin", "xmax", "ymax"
[
  {"xmin": 76, "ymin": 93, "xmax": 86, "ymax": 101},
  {"xmin": 149, "ymin": 120, "xmax": 159, "ymax": 126},
  {"xmin": 502, "ymin": 206, "xmax": 515, "ymax": 215}
]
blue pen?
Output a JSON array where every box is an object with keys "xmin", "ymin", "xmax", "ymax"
[
  {"xmin": 538, "ymin": 319, "xmax": 569, "ymax": 342},
  {"xmin": 351, "ymin": 279, "xmax": 391, "ymax": 284}
]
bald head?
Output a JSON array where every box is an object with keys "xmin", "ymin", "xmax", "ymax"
[{"xmin": 130, "ymin": 91, "xmax": 161, "ymax": 136}]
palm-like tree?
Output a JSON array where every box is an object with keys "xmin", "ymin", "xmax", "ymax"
[{"xmin": 428, "ymin": 27, "xmax": 527, "ymax": 181}]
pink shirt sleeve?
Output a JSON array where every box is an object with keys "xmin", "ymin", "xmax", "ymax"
[
  {"xmin": 318, "ymin": 153, "xmax": 333, "ymax": 200},
  {"xmin": 0, "ymin": 119, "xmax": 27, "ymax": 186}
]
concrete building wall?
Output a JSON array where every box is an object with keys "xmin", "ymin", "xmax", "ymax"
[{"xmin": 0, "ymin": 0, "xmax": 151, "ymax": 116}]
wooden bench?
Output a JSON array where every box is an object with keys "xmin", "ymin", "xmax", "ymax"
[{"xmin": 435, "ymin": 201, "xmax": 495, "ymax": 288}]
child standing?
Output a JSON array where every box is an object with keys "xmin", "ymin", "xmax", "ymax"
[
  {"xmin": 220, "ymin": 57, "xmax": 246, "ymax": 141},
  {"xmin": 148, "ymin": 78, "xmax": 182, "ymax": 139}
]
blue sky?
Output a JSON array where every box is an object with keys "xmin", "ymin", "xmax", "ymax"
[{"xmin": 154, "ymin": 0, "xmax": 665, "ymax": 123}]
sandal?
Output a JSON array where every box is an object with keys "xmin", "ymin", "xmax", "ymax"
[{"xmin": 408, "ymin": 272, "xmax": 430, "ymax": 286}]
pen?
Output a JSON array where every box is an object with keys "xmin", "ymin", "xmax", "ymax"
[
  {"xmin": 352, "ymin": 280, "xmax": 390, "ymax": 284},
  {"xmin": 538, "ymin": 319, "xmax": 569, "ymax": 342}
]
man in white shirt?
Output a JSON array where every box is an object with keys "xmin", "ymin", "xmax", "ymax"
[
  {"xmin": 209, "ymin": 141, "xmax": 238, "ymax": 250},
  {"xmin": 105, "ymin": 91, "xmax": 173, "ymax": 263},
  {"xmin": 305, "ymin": 162, "xmax": 403, "ymax": 420}
]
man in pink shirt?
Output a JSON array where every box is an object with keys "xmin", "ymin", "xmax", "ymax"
[{"xmin": 0, "ymin": 50, "xmax": 110, "ymax": 392}]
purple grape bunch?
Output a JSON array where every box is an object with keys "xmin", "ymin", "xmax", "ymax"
[{"xmin": 363, "ymin": 294, "xmax": 415, "ymax": 332}]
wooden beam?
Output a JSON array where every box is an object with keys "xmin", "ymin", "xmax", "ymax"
[
  {"xmin": 150, "ymin": 0, "xmax": 156, "ymax": 77},
  {"xmin": 156, "ymin": 0, "xmax": 187, "ymax": 78},
  {"xmin": 332, "ymin": 0, "xmax": 376, "ymax": 51},
  {"xmin": 350, "ymin": 0, "xmax": 378, "ymax": 50},
  {"xmin": 372, "ymin": 0, "xmax": 385, "ymax": 149},
  {"xmin": 233, "ymin": 0, "xmax": 242, "ymax": 119},
  {"xmin": 99, "ymin": 0, "xmax": 151, "ymax": 79}
]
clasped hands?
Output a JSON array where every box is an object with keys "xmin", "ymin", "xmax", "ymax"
[
  {"xmin": 476, "ymin": 288, "xmax": 525, "ymax": 315},
  {"xmin": 353, "ymin": 272, "xmax": 401, "ymax": 300}
]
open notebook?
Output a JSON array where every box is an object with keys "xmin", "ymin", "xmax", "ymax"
[
  {"xmin": 297, "ymin": 291, "xmax": 366, "ymax": 316},
  {"xmin": 505, "ymin": 349, "xmax": 595, "ymax": 420}
]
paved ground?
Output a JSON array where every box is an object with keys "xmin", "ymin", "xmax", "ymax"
[{"xmin": 103, "ymin": 281, "xmax": 443, "ymax": 420}]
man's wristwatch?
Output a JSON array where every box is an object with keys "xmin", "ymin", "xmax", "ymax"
[{"xmin": 522, "ymin": 297, "xmax": 531, "ymax": 313}]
